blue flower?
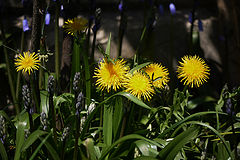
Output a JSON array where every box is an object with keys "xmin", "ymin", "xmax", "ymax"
[
  {"xmin": 118, "ymin": 0, "xmax": 123, "ymax": 12},
  {"xmin": 188, "ymin": 12, "xmax": 192, "ymax": 23},
  {"xmin": 169, "ymin": 3, "xmax": 176, "ymax": 15},
  {"xmin": 22, "ymin": 17, "xmax": 30, "ymax": 32},
  {"xmin": 158, "ymin": 4, "xmax": 164, "ymax": 15},
  {"xmin": 45, "ymin": 12, "xmax": 50, "ymax": 25},
  {"xmin": 198, "ymin": 19, "xmax": 203, "ymax": 31}
]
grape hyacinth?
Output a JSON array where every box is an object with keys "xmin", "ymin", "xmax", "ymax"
[
  {"xmin": 40, "ymin": 112, "xmax": 48, "ymax": 131},
  {"xmin": 0, "ymin": 115, "xmax": 6, "ymax": 144},
  {"xmin": 45, "ymin": 11, "xmax": 50, "ymax": 25},
  {"xmin": 22, "ymin": 84, "xmax": 31, "ymax": 111},
  {"xmin": 73, "ymin": 72, "xmax": 81, "ymax": 92},
  {"xmin": 76, "ymin": 92, "xmax": 84, "ymax": 115},
  {"xmin": 61, "ymin": 126, "xmax": 70, "ymax": 141},
  {"xmin": 47, "ymin": 75, "xmax": 55, "ymax": 95}
]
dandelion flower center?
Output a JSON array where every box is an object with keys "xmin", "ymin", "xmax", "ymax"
[
  {"xmin": 15, "ymin": 51, "xmax": 40, "ymax": 75},
  {"xmin": 124, "ymin": 72, "xmax": 155, "ymax": 101},
  {"xmin": 177, "ymin": 55, "xmax": 210, "ymax": 88},
  {"xmin": 63, "ymin": 17, "xmax": 88, "ymax": 36},
  {"xmin": 144, "ymin": 63, "xmax": 169, "ymax": 89},
  {"xmin": 94, "ymin": 58, "xmax": 129, "ymax": 92}
]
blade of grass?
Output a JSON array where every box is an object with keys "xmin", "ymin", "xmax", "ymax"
[{"xmin": 0, "ymin": 140, "xmax": 8, "ymax": 160}]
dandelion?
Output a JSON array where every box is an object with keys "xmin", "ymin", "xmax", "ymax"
[
  {"xmin": 124, "ymin": 71, "xmax": 155, "ymax": 101},
  {"xmin": 63, "ymin": 17, "xmax": 88, "ymax": 36},
  {"xmin": 144, "ymin": 63, "xmax": 169, "ymax": 89},
  {"xmin": 94, "ymin": 58, "xmax": 129, "ymax": 92},
  {"xmin": 15, "ymin": 51, "xmax": 40, "ymax": 75},
  {"xmin": 177, "ymin": 55, "xmax": 210, "ymax": 88}
]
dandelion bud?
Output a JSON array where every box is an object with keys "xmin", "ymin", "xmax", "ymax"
[
  {"xmin": 62, "ymin": 126, "xmax": 70, "ymax": 141},
  {"xmin": 47, "ymin": 75, "xmax": 55, "ymax": 95},
  {"xmin": 73, "ymin": 72, "xmax": 81, "ymax": 92},
  {"xmin": 22, "ymin": 85, "xmax": 31, "ymax": 111},
  {"xmin": 169, "ymin": 3, "xmax": 176, "ymax": 15},
  {"xmin": 40, "ymin": 112, "xmax": 48, "ymax": 131}
]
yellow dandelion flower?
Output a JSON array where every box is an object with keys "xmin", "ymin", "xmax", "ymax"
[
  {"xmin": 124, "ymin": 71, "xmax": 155, "ymax": 101},
  {"xmin": 177, "ymin": 55, "xmax": 210, "ymax": 88},
  {"xmin": 94, "ymin": 58, "xmax": 129, "ymax": 92},
  {"xmin": 63, "ymin": 17, "xmax": 88, "ymax": 36},
  {"xmin": 144, "ymin": 63, "xmax": 169, "ymax": 89},
  {"xmin": 15, "ymin": 51, "xmax": 40, "ymax": 75}
]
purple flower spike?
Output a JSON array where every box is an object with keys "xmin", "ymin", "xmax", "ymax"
[
  {"xmin": 158, "ymin": 4, "xmax": 164, "ymax": 15},
  {"xmin": 198, "ymin": 19, "xmax": 203, "ymax": 31},
  {"xmin": 61, "ymin": 5, "xmax": 64, "ymax": 11},
  {"xmin": 23, "ymin": 17, "xmax": 30, "ymax": 32},
  {"xmin": 169, "ymin": 3, "xmax": 176, "ymax": 15},
  {"xmin": 45, "ymin": 12, "xmax": 50, "ymax": 25},
  {"xmin": 118, "ymin": 0, "xmax": 123, "ymax": 12},
  {"xmin": 188, "ymin": 12, "xmax": 192, "ymax": 23}
]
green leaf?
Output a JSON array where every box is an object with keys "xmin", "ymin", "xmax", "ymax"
[
  {"xmin": 158, "ymin": 126, "xmax": 199, "ymax": 160},
  {"xmin": 100, "ymin": 92, "xmax": 151, "ymax": 110},
  {"xmin": 40, "ymin": 90, "xmax": 49, "ymax": 115},
  {"xmin": 0, "ymin": 140, "xmax": 8, "ymax": 160},
  {"xmin": 135, "ymin": 140, "xmax": 158, "ymax": 157},
  {"xmin": 158, "ymin": 111, "xmax": 227, "ymax": 138},
  {"xmin": 85, "ymin": 138, "xmax": 99, "ymax": 160},
  {"xmin": 39, "ymin": 136, "xmax": 60, "ymax": 160},
  {"xmin": 130, "ymin": 62, "xmax": 151, "ymax": 74},
  {"xmin": 103, "ymin": 104, "xmax": 113, "ymax": 147},
  {"xmin": 187, "ymin": 96, "xmax": 215, "ymax": 109},
  {"xmin": 99, "ymin": 134, "xmax": 162, "ymax": 160},
  {"xmin": 21, "ymin": 130, "xmax": 48, "ymax": 151},
  {"xmin": 134, "ymin": 156, "xmax": 158, "ymax": 160},
  {"xmin": 105, "ymin": 33, "xmax": 111, "ymax": 57},
  {"xmin": 14, "ymin": 112, "xmax": 28, "ymax": 160},
  {"xmin": 113, "ymin": 97, "xmax": 123, "ymax": 141},
  {"xmin": 216, "ymin": 142, "xmax": 231, "ymax": 160}
]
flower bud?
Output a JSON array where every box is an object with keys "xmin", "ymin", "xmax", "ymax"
[{"xmin": 47, "ymin": 75, "xmax": 55, "ymax": 95}]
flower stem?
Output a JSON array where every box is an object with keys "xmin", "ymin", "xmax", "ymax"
[{"xmin": 54, "ymin": 1, "xmax": 60, "ymax": 85}]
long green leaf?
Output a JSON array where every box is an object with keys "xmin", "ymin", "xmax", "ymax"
[
  {"xmin": 158, "ymin": 126, "xmax": 199, "ymax": 160},
  {"xmin": 113, "ymin": 97, "xmax": 123, "ymax": 141},
  {"xmin": 85, "ymin": 138, "xmax": 98, "ymax": 160},
  {"xmin": 29, "ymin": 132, "xmax": 59, "ymax": 160},
  {"xmin": 158, "ymin": 111, "xmax": 227, "ymax": 138},
  {"xmin": 185, "ymin": 121, "xmax": 234, "ymax": 160},
  {"xmin": 105, "ymin": 33, "xmax": 111, "ymax": 57},
  {"xmin": 135, "ymin": 140, "xmax": 158, "ymax": 157},
  {"xmin": 103, "ymin": 104, "xmax": 113, "ymax": 147},
  {"xmin": 40, "ymin": 90, "xmax": 49, "ymax": 115},
  {"xmin": 99, "ymin": 134, "xmax": 162, "ymax": 160},
  {"xmin": 21, "ymin": 130, "xmax": 48, "ymax": 151},
  {"xmin": 130, "ymin": 62, "xmax": 151, "ymax": 74},
  {"xmin": 0, "ymin": 140, "xmax": 8, "ymax": 160},
  {"xmin": 39, "ymin": 137, "xmax": 60, "ymax": 160},
  {"xmin": 134, "ymin": 157, "xmax": 158, "ymax": 160},
  {"xmin": 99, "ymin": 92, "xmax": 151, "ymax": 110},
  {"xmin": 14, "ymin": 112, "xmax": 28, "ymax": 160}
]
